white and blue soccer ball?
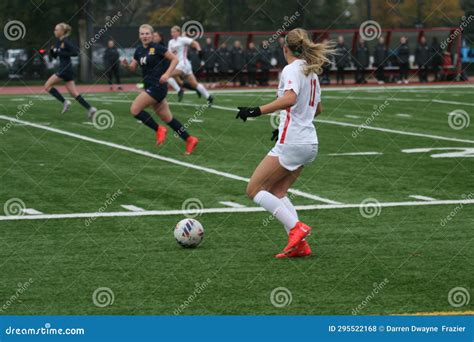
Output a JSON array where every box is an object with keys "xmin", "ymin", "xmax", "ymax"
[{"xmin": 174, "ymin": 218, "xmax": 204, "ymax": 248}]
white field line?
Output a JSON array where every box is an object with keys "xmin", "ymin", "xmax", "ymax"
[
  {"xmin": 166, "ymin": 102, "xmax": 474, "ymax": 145},
  {"xmin": 396, "ymin": 113, "xmax": 412, "ymax": 118},
  {"xmin": 409, "ymin": 195, "xmax": 437, "ymax": 201},
  {"xmin": 0, "ymin": 115, "xmax": 339, "ymax": 205},
  {"xmin": 1, "ymin": 198, "xmax": 473, "ymax": 221},
  {"xmin": 21, "ymin": 208, "xmax": 43, "ymax": 215},
  {"xmin": 316, "ymin": 119, "xmax": 474, "ymax": 145},
  {"xmin": 324, "ymin": 95, "xmax": 474, "ymax": 107},
  {"xmin": 327, "ymin": 152, "xmax": 382, "ymax": 156},
  {"xmin": 219, "ymin": 201, "xmax": 246, "ymax": 208},
  {"xmin": 121, "ymin": 205, "xmax": 145, "ymax": 212}
]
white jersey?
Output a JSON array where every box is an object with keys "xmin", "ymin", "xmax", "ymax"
[
  {"xmin": 168, "ymin": 36, "xmax": 193, "ymax": 64},
  {"xmin": 276, "ymin": 59, "xmax": 320, "ymax": 145}
]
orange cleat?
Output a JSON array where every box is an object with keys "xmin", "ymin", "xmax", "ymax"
[
  {"xmin": 156, "ymin": 126, "xmax": 167, "ymax": 145},
  {"xmin": 283, "ymin": 222, "xmax": 312, "ymax": 253},
  {"xmin": 185, "ymin": 136, "xmax": 199, "ymax": 155},
  {"xmin": 275, "ymin": 240, "xmax": 312, "ymax": 258}
]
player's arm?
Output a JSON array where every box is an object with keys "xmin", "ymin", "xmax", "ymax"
[
  {"xmin": 58, "ymin": 40, "xmax": 78, "ymax": 57},
  {"xmin": 315, "ymin": 102, "xmax": 322, "ymax": 116},
  {"xmin": 121, "ymin": 58, "xmax": 138, "ymax": 72},
  {"xmin": 160, "ymin": 50, "xmax": 178, "ymax": 83},
  {"xmin": 191, "ymin": 40, "xmax": 202, "ymax": 52},
  {"xmin": 235, "ymin": 90, "xmax": 297, "ymax": 122}
]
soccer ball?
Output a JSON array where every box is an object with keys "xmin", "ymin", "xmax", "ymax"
[{"xmin": 174, "ymin": 218, "xmax": 204, "ymax": 248}]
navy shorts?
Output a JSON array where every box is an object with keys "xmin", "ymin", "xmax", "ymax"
[
  {"xmin": 144, "ymin": 84, "xmax": 168, "ymax": 103},
  {"xmin": 56, "ymin": 68, "xmax": 74, "ymax": 82}
]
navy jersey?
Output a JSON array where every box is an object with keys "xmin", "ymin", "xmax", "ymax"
[
  {"xmin": 50, "ymin": 37, "xmax": 78, "ymax": 73},
  {"xmin": 133, "ymin": 43, "xmax": 170, "ymax": 86}
]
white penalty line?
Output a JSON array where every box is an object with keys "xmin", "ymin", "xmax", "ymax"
[
  {"xmin": 0, "ymin": 115, "xmax": 339, "ymax": 205},
  {"xmin": 1, "ymin": 198, "xmax": 474, "ymax": 221}
]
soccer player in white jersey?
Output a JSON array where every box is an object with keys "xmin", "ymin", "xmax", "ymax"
[
  {"xmin": 167, "ymin": 25, "xmax": 214, "ymax": 105},
  {"xmin": 236, "ymin": 28, "xmax": 333, "ymax": 258}
]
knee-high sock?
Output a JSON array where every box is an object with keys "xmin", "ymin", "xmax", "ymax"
[
  {"xmin": 253, "ymin": 191, "xmax": 298, "ymax": 230},
  {"xmin": 167, "ymin": 118, "xmax": 190, "ymax": 141},
  {"xmin": 281, "ymin": 196, "xmax": 298, "ymax": 233},
  {"xmin": 167, "ymin": 78, "xmax": 181, "ymax": 92},
  {"xmin": 49, "ymin": 88, "xmax": 65, "ymax": 103},
  {"xmin": 75, "ymin": 95, "xmax": 91, "ymax": 110},
  {"xmin": 135, "ymin": 111, "xmax": 158, "ymax": 131},
  {"xmin": 196, "ymin": 84, "xmax": 210, "ymax": 99}
]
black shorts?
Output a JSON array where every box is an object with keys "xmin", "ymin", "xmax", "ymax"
[
  {"xmin": 144, "ymin": 84, "xmax": 167, "ymax": 103},
  {"xmin": 56, "ymin": 68, "xmax": 74, "ymax": 82}
]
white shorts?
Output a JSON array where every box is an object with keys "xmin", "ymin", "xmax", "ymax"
[
  {"xmin": 268, "ymin": 143, "xmax": 318, "ymax": 171},
  {"xmin": 176, "ymin": 61, "xmax": 193, "ymax": 76}
]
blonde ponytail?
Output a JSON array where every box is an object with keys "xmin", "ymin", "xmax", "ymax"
[
  {"xmin": 285, "ymin": 28, "xmax": 335, "ymax": 76},
  {"xmin": 57, "ymin": 22, "xmax": 72, "ymax": 37}
]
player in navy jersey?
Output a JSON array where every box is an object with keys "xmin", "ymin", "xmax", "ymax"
[
  {"xmin": 44, "ymin": 23, "xmax": 97, "ymax": 118},
  {"xmin": 121, "ymin": 24, "xmax": 198, "ymax": 154}
]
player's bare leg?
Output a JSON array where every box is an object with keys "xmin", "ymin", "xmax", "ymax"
[
  {"xmin": 131, "ymin": 91, "xmax": 164, "ymax": 145},
  {"xmin": 153, "ymin": 99, "xmax": 198, "ymax": 155},
  {"xmin": 65, "ymin": 80, "xmax": 97, "ymax": 119},
  {"xmin": 247, "ymin": 156, "xmax": 312, "ymax": 257},
  {"xmin": 44, "ymin": 74, "xmax": 71, "ymax": 114}
]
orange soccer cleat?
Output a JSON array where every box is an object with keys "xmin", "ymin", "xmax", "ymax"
[
  {"xmin": 185, "ymin": 136, "xmax": 199, "ymax": 155},
  {"xmin": 156, "ymin": 126, "xmax": 168, "ymax": 145},
  {"xmin": 275, "ymin": 240, "xmax": 312, "ymax": 258},
  {"xmin": 283, "ymin": 222, "xmax": 312, "ymax": 253}
]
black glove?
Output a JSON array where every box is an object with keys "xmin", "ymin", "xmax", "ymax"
[
  {"xmin": 235, "ymin": 106, "xmax": 261, "ymax": 122},
  {"xmin": 271, "ymin": 129, "xmax": 279, "ymax": 141}
]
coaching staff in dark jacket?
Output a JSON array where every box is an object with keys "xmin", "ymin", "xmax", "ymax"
[
  {"xmin": 231, "ymin": 40, "xmax": 246, "ymax": 86},
  {"xmin": 335, "ymin": 36, "xmax": 350, "ymax": 84},
  {"xmin": 245, "ymin": 42, "xmax": 258, "ymax": 87},
  {"xmin": 397, "ymin": 36, "xmax": 410, "ymax": 84},
  {"xmin": 373, "ymin": 37, "xmax": 388, "ymax": 84},
  {"xmin": 415, "ymin": 36, "xmax": 430, "ymax": 82},
  {"xmin": 103, "ymin": 39, "xmax": 122, "ymax": 90},
  {"xmin": 353, "ymin": 39, "xmax": 369, "ymax": 84},
  {"xmin": 202, "ymin": 37, "xmax": 217, "ymax": 82}
]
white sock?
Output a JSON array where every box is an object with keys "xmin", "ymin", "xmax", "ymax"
[
  {"xmin": 168, "ymin": 78, "xmax": 181, "ymax": 92},
  {"xmin": 281, "ymin": 196, "xmax": 298, "ymax": 233},
  {"xmin": 196, "ymin": 84, "xmax": 210, "ymax": 99},
  {"xmin": 253, "ymin": 191, "xmax": 298, "ymax": 230}
]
